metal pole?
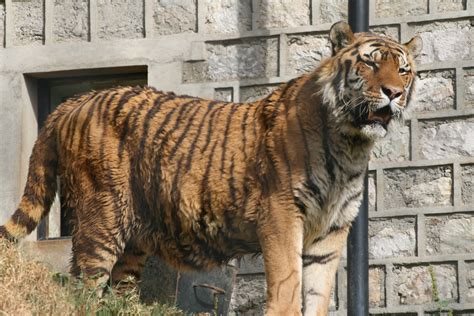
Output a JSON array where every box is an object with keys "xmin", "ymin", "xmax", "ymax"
[{"xmin": 347, "ymin": 1, "xmax": 369, "ymax": 315}]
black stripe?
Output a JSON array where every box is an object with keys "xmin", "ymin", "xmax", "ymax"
[
  {"xmin": 332, "ymin": 65, "xmax": 344, "ymax": 96},
  {"xmin": 79, "ymin": 234, "xmax": 119, "ymax": 258},
  {"xmin": 148, "ymin": 102, "xmax": 196, "ymax": 210},
  {"xmin": 184, "ymin": 101, "xmax": 217, "ymax": 172},
  {"xmin": 97, "ymin": 91, "xmax": 119, "ymax": 125},
  {"xmin": 169, "ymin": 157, "xmax": 184, "ymax": 240},
  {"xmin": 78, "ymin": 92, "xmax": 109, "ymax": 152},
  {"xmin": 320, "ymin": 106, "xmax": 336, "ymax": 182},
  {"xmin": 99, "ymin": 91, "xmax": 120, "ymax": 126},
  {"xmin": 343, "ymin": 59, "xmax": 352, "ymax": 88},
  {"xmin": 0, "ymin": 225, "xmax": 13, "ymax": 240},
  {"xmin": 241, "ymin": 106, "xmax": 250, "ymax": 162},
  {"xmin": 294, "ymin": 197, "xmax": 306, "ymax": 214},
  {"xmin": 167, "ymin": 101, "xmax": 201, "ymax": 162},
  {"xmin": 304, "ymin": 178, "xmax": 324, "ymax": 206},
  {"xmin": 302, "ymin": 252, "xmax": 337, "ymax": 267},
  {"xmin": 369, "ymin": 42, "xmax": 384, "ymax": 47},
  {"xmin": 339, "ymin": 190, "xmax": 362, "ymax": 213},
  {"xmin": 201, "ymin": 104, "xmax": 224, "ymax": 154},
  {"xmin": 311, "ymin": 225, "xmax": 346, "ymax": 245},
  {"xmin": 28, "ymin": 171, "xmax": 55, "ymax": 189},
  {"xmin": 158, "ymin": 100, "xmax": 196, "ymax": 143},
  {"xmin": 171, "ymin": 156, "xmax": 184, "ymax": 206},
  {"xmin": 64, "ymin": 93, "xmax": 98, "ymax": 145},
  {"xmin": 228, "ymin": 156, "xmax": 237, "ymax": 206},
  {"xmin": 11, "ymin": 208, "xmax": 37, "ymax": 233},
  {"xmin": 23, "ymin": 187, "xmax": 41, "ymax": 207},
  {"xmin": 348, "ymin": 170, "xmax": 364, "ymax": 182},
  {"xmin": 129, "ymin": 99, "xmax": 147, "ymax": 133},
  {"xmin": 220, "ymin": 104, "xmax": 238, "ymax": 175},
  {"xmin": 139, "ymin": 105, "xmax": 183, "ymax": 214},
  {"xmin": 112, "ymin": 89, "xmax": 139, "ymax": 125},
  {"xmin": 118, "ymin": 111, "xmax": 134, "ymax": 162},
  {"xmin": 200, "ymin": 139, "xmax": 220, "ymax": 228},
  {"xmin": 136, "ymin": 93, "xmax": 175, "ymax": 158},
  {"xmin": 65, "ymin": 106, "xmax": 83, "ymax": 150}
]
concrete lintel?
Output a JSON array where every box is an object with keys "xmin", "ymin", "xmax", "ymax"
[{"xmin": 0, "ymin": 38, "xmax": 193, "ymax": 74}]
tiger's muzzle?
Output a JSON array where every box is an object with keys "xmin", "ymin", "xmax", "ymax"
[{"xmin": 353, "ymin": 103, "xmax": 393, "ymax": 131}]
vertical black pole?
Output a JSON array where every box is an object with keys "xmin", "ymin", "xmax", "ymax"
[{"xmin": 347, "ymin": 1, "xmax": 369, "ymax": 315}]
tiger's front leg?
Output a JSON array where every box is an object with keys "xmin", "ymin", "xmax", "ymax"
[
  {"xmin": 302, "ymin": 226, "xmax": 350, "ymax": 316},
  {"xmin": 258, "ymin": 199, "xmax": 304, "ymax": 316}
]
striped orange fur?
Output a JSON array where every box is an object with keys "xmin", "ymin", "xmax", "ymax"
[{"xmin": 0, "ymin": 22, "xmax": 422, "ymax": 315}]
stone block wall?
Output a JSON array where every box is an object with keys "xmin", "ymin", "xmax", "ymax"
[{"xmin": 0, "ymin": 0, "xmax": 472, "ymax": 315}]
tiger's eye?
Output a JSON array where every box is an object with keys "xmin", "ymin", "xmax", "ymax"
[{"xmin": 399, "ymin": 67, "xmax": 410, "ymax": 74}]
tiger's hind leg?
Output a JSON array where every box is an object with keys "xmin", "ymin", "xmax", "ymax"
[
  {"xmin": 111, "ymin": 241, "xmax": 150, "ymax": 293},
  {"xmin": 68, "ymin": 193, "xmax": 129, "ymax": 291},
  {"xmin": 302, "ymin": 226, "xmax": 349, "ymax": 316}
]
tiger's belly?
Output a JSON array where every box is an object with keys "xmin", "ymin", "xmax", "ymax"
[{"xmin": 150, "ymin": 201, "xmax": 261, "ymax": 270}]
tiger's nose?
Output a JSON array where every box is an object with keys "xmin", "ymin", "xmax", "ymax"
[{"xmin": 381, "ymin": 86, "xmax": 402, "ymax": 100}]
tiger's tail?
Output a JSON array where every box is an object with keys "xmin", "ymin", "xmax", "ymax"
[{"xmin": 0, "ymin": 117, "xmax": 59, "ymax": 241}]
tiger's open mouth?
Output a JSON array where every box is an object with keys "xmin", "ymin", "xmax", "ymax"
[{"xmin": 363, "ymin": 105, "xmax": 392, "ymax": 129}]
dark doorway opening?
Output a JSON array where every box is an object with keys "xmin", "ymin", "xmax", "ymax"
[{"xmin": 31, "ymin": 66, "xmax": 148, "ymax": 239}]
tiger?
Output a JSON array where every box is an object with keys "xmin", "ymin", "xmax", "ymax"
[{"xmin": 0, "ymin": 21, "xmax": 421, "ymax": 315}]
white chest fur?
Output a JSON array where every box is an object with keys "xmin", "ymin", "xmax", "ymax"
[{"xmin": 294, "ymin": 160, "xmax": 366, "ymax": 247}]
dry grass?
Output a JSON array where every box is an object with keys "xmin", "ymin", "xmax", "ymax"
[{"xmin": 0, "ymin": 239, "xmax": 184, "ymax": 315}]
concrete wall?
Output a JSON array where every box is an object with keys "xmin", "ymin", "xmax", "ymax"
[{"xmin": 0, "ymin": 0, "xmax": 472, "ymax": 315}]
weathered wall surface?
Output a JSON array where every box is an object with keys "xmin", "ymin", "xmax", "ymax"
[{"xmin": 0, "ymin": 0, "xmax": 472, "ymax": 315}]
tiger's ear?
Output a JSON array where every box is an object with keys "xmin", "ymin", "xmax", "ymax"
[
  {"xmin": 329, "ymin": 21, "xmax": 355, "ymax": 56},
  {"xmin": 404, "ymin": 36, "xmax": 423, "ymax": 58}
]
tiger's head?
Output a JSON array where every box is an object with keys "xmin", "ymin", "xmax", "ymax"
[{"xmin": 321, "ymin": 21, "xmax": 422, "ymax": 139}]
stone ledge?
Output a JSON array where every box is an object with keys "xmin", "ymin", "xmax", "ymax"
[
  {"xmin": 367, "ymin": 254, "xmax": 473, "ymax": 266},
  {"xmin": 370, "ymin": 206, "xmax": 473, "ymax": 218},
  {"xmin": 369, "ymin": 156, "xmax": 473, "ymax": 170},
  {"xmin": 368, "ymin": 302, "xmax": 474, "ymax": 314}
]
